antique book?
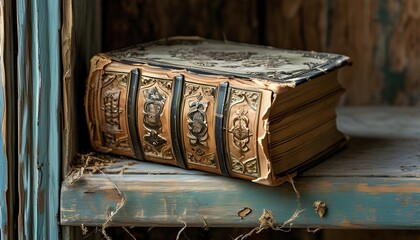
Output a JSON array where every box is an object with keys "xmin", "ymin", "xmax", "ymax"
[{"xmin": 85, "ymin": 36, "xmax": 350, "ymax": 185}]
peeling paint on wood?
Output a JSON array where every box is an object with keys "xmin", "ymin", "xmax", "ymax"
[
  {"xmin": 356, "ymin": 183, "xmax": 420, "ymax": 194},
  {"xmin": 61, "ymin": 108, "xmax": 420, "ymax": 229},
  {"xmin": 0, "ymin": 0, "xmax": 16, "ymax": 238},
  {"xmin": 0, "ymin": 0, "xmax": 8, "ymax": 236},
  {"xmin": 17, "ymin": 0, "xmax": 61, "ymax": 239}
]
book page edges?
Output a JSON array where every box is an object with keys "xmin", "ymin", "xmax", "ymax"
[{"xmin": 252, "ymin": 86, "xmax": 296, "ymax": 186}]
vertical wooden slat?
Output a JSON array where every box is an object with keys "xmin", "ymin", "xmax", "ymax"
[
  {"xmin": 0, "ymin": 1, "xmax": 8, "ymax": 239},
  {"xmin": 0, "ymin": 0, "xmax": 16, "ymax": 239},
  {"xmin": 264, "ymin": 0, "xmax": 327, "ymax": 51},
  {"xmin": 62, "ymin": 0, "xmax": 102, "ymax": 178},
  {"xmin": 327, "ymin": 0, "xmax": 382, "ymax": 105},
  {"xmin": 387, "ymin": 0, "xmax": 420, "ymax": 105},
  {"xmin": 17, "ymin": 0, "xmax": 61, "ymax": 239}
]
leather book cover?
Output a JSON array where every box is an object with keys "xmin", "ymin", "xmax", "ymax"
[{"xmin": 85, "ymin": 36, "xmax": 350, "ymax": 185}]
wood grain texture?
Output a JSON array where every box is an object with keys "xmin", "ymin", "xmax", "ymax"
[
  {"xmin": 0, "ymin": 1, "xmax": 16, "ymax": 239},
  {"xmin": 16, "ymin": 0, "xmax": 61, "ymax": 239},
  {"xmin": 388, "ymin": 0, "xmax": 420, "ymax": 105},
  {"xmin": 61, "ymin": 107, "xmax": 420, "ymax": 229},
  {"xmin": 264, "ymin": 0, "xmax": 420, "ymax": 106},
  {"xmin": 0, "ymin": 1, "xmax": 8, "ymax": 238},
  {"xmin": 102, "ymin": 0, "xmax": 260, "ymax": 51},
  {"xmin": 62, "ymin": 0, "xmax": 102, "ymax": 177}
]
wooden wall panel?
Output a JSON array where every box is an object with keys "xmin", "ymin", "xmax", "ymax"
[
  {"xmin": 388, "ymin": 0, "xmax": 420, "ymax": 105},
  {"xmin": 264, "ymin": 0, "xmax": 327, "ymax": 51},
  {"xmin": 327, "ymin": 0, "xmax": 383, "ymax": 105},
  {"xmin": 264, "ymin": 0, "xmax": 420, "ymax": 105},
  {"xmin": 102, "ymin": 0, "xmax": 260, "ymax": 51}
]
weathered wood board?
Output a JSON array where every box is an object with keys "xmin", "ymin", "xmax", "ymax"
[
  {"xmin": 0, "ymin": 1, "xmax": 8, "ymax": 238},
  {"xmin": 0, "ymin": 0, "xmax": 15, "ymax": 239},
  {"xmin": 60, "ymin": 108, "xmax": 420, "ymax": 229},
  {"xmin": 16, "ymin": 0, "xmax": 61, "ymax": 239}
]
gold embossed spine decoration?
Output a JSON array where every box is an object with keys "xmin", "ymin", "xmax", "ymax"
[
  {"xmin": 136, "ymin": 75, "xmax": 177, "ymax": 165},
  {"xmin": 225, "ymin": 87, "xmax": 262, "ymax": 180},
  {"xmin": 180, "ymin": 80, "xmax": 221, "ymax": 174},
  {"xmin": 85, "ymin": 56, "xmax": 137, "ymax": 158}
]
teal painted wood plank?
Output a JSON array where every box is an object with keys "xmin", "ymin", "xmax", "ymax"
[
  {"xmin": 17, "ymin": 0, "xmax": 61, "ymax": 239},
  {"xmin": 61, "ymin": 108, "xmax": 420, "ymax": 229},
  {"xmin": 61, "ymin": 172, "xmax": 420, "ymax": 229},
  {"xmin": 0, "ymin": 0, "xmax": 15, "ymax": 238},
  {"xmin": 0, "ymin": 1, "xmax": 8, "ymax": 236}
]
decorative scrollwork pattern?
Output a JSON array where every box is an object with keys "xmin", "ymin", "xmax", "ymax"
[
  {"xmin": 231, "ymin": 157, "xmax": 258, "ymax": 177},
  {"xmin": 143, "ymin": 86, "xmax": 167, "ymax": 150},
  {"xmin": 229, "ymin": 109, "xmax": 252, "ymax": 155},
  {"xmin": 101, "ymin": 92, "xmax": 122, "ymax": 128},
  {"xmin": 183, "ymin": 83, "xmax": 217, "ymax": 168},
  {"xmin": 187, "ymin": 93, "xmax": 209, "ymax": 147},
  {"xmin": 227, "ymin": 87, "xmax": 261, "ymax": 177},
  {"xmin": 187, "ymin": 152, "xmax": 216, "ymax": 167}
]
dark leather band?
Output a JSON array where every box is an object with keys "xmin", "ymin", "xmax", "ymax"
[
  {"xmin": 127, "ymin": 68, "xmax": 144, "ymax": 160},
  {"xmin": 170, "ymin": 74, "xmax": 187, "ymax": 168},
  {"xmin": 215, "ymin": 82, "xmax": 230, "ymax": 176}
]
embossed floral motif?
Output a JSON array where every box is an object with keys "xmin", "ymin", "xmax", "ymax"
[
  {"xmin": 169, "ymin": 48, "xmax": 256, "ymax": 62},
  {"xmin": 141, "ymin": 77, "xmax": 156, "ymax": 87},
  {"xmin": 157, "ymin": 79, "xmax": 172, "ymax": 91},
  {"xmin": 241, "ymin": 55, "xmax": 291, "ymax": 68},
  {"xmin": 203, "ymin": 86, "xmax": 216, "ymax": 97},
  {"xmin": 102, "ymin": 73, "xmax": 128, "ymax": 86},
  {"xmin": 185, "ymin": 84, "xmax": 200, "ymax": 95},
  {"xmin": 230, "ymin": 89, "xmax": 260, "ymax": 111},
  {"xmin": 229, "ymin": 109, "xmax": 252, "ymax": 155},
  {"xmin": 187, "ymin": 152, "xmax": 216, "ymax": 167},
  {"xmin": 232, "ymin": 157, "xmax": 258, "ymax": 177},
  {"xmin": 187, "ymin": 93, "xmax": 208, "ymax": 147}
]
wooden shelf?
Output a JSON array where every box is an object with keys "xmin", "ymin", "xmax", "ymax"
[{"xmin": 60, "ymin": 107, "xmax": 420, "ymax": 229}]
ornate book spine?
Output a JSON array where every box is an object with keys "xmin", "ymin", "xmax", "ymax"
[
  {"xmin": 224, "ymin": 87, "xmax": 262, "ymax": 179},
  {"xmin": 86, "ymin": 56, "xmax": 277, "ymax": 183},
  {"xmin": 136, "ymin": 73, "xmax": 179, "ymax": 166},
  {"xmin": 85, "ymin": 58, "xmax": 139, "ymax": 158}
]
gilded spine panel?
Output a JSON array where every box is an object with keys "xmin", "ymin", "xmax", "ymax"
[{"xmin": 225, "ymin": 87, "xmax": 262, "ymax": 179}]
